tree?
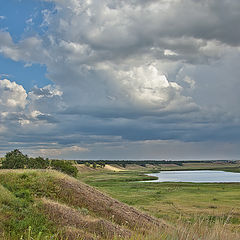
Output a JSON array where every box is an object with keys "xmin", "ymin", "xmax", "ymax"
[
  {"xmin": 27, "ymin": 157, "xmax": 49, "ymax": 169},
  {"xmin": 2, "ymin": 149, "xmax": 28, "ymax": 169}
]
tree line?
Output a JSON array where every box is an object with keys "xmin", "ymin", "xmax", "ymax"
[
  {"xmin": 77, "ymin": 159, "xmax": 235, "ymax": 168},
  {"xmin": 0, "ymin": 149, "xmax": 78, "ymax": 177}
]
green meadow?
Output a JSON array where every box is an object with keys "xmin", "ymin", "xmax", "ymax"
[{"xmin": 78, "ymin": 168, "xmax": 240, "ymax": 231}]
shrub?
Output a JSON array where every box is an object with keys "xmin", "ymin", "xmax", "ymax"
[
  {"xmin": 92, "ymin": 162, "xmax": 97, "ymax": 169},
  {"xmin": 84, "ymin": 162, "xmax": 91, "ymax": 167},
  {"xmin": 98, "ymin": 161, "xmax": 105, "ymax": 168},
  {"xmin": 51, "ymin": 160, "xmax": 78, "ymax": 177}
]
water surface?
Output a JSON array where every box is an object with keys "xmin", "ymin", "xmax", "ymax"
[{"xmin": 146, "ymin": 170, "xmax": 240, "ymax": 183}]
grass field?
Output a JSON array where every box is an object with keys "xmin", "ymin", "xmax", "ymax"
[{"xmin": 78, "ymin": 167, "xmax": 240, "ymax": 232}]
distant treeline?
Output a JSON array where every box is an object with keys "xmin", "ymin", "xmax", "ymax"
[{"xmin": 77, "ymin": 159, "xmax": 237, "ymax": 167}]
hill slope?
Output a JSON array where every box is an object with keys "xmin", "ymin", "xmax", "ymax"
[{"xmin": 0, "ymin": 170, "xmax": 166, "ymax": 239}]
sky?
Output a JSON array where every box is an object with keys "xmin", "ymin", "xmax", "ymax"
[{"xmin": 0, "ymin": 0, "xmax": 240, "ymax": 160}]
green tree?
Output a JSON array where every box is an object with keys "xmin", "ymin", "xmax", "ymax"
[
  {"xmin": 27, "ymin": 157, "xmax": 49, "ymax": 169},
  {"xmin": 2, "ymin": 149, "xmax": 28, "ymax": 169}
]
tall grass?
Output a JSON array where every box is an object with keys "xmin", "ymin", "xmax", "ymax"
[
  {"xmin": 0, "ymin": 226, "xmax": 58, "ymax": 240},
  {"xmin": 1, "ymin": 217, "xmax": 239, "ymax": 240},
  {"xmin": 118, "ymin": 216, "xmax": 240, "ymax": 240},
  {"xmin": 168, "ymin": 217, "xmax": 239, "ymax": 240}
]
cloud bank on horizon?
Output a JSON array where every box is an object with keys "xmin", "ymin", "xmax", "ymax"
[{"xmin": 0, "ymin": 0, "xmax": 240, "ymax": 159}]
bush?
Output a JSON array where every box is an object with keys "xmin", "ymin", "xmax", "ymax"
[
  {"xmin": 51, "ymin": 160, "xmax": 78, "ymax": 177},
  {"xmin": 84, "ymin": 162, "xmax": 91, "ymax": 167},
  {"xmin": 92, "ymin": 162, "xmax": 97, "ymax": 169},
  {"xmin": 98, "ymin": 161, "xmax": 105, "ymax": 168}
]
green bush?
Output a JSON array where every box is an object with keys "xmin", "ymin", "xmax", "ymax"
[
  {"xmin": 92, "ymin": 162, "xmax": 97, "ymax": 169},
  {"xmin": 51, "ymin": 160, "xmax": 78, "ymax": 177},
  {"xmin": 98, "ymin": 161, "xmax": 105, "ymax": 168},
  {"xmin": 84, "ymin": 162, "xmax": 91, "ymax": 167}
]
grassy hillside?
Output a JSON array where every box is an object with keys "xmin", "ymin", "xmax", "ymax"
[{"xmin": 0, "ymin": 169, "xmax": 166, "ymax": 240}]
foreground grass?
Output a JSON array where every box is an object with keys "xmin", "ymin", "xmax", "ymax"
[{"xmin": 0, "ymin": 170, "xmax": 60, "ymax": 239}]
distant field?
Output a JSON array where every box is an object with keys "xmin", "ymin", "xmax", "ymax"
[{"xmin": 162, "ymin": 162, "xmax": 240, "ymax": 172}]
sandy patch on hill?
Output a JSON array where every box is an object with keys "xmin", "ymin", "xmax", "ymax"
[{"xmin": 104, "ymin": 164, "xmax": 124, "ymax": 172}]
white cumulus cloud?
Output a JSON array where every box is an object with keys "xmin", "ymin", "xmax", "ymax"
[{"xmin": 0, "ymin": 79, "xmax": 27, "ymax": 110}]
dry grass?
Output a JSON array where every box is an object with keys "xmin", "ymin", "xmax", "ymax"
[
  {"xmin": 54, "ymin": 174, "xmax": 167, "ymax": 231},
  {"xmin": 114, "ymin": 218, "xmax": 240, "ymax": 240},
  {"xmin": 169, "ymin": 218, "xmax": 240, "ymax": 240},
  {"xmin": 41, "ymin": 198, "xmax": 131, "ymax": 239},
  {"xmin": 62, "ymin": 226, "xmax": 99, "ymax": 240},
  {"xmin": 75, "ymin": 164, "xmax": 98, "ymax": 173}
]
